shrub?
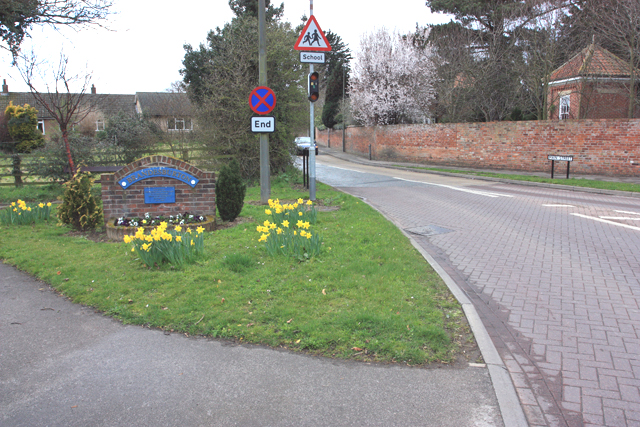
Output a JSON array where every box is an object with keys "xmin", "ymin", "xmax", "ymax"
[
  {"xmin": 216, "ymin": 158, "xmax": 246, "ymax": 222},
  {"xmin": 57, "ymin": 171, "xmax": 104, "ymax": 231}
]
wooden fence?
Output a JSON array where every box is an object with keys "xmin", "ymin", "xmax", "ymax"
[{"xmin": 0, "ymin": 147, "xmax": 231, "ymax": 187}]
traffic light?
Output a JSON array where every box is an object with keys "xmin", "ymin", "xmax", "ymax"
[{"xmin": 308, "ymin": 72, "xmax": 319, "ymax": 102}]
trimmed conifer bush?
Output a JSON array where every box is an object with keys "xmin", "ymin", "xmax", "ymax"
[
  {"xmin": 57, "ymin": 171, "xmax": 104, "ymax": 231},
  {"xmin": 216, "ymin": 158, "xmax": 246, "ymax": 222}
]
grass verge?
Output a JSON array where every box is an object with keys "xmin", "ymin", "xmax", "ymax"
[
  {"xmin": 0, "ymin": 177, "xmax": 472, "ymax": 366},
  {"xmin": 400, "ymin": 166, "xmax": 640, "ymax": 193}
]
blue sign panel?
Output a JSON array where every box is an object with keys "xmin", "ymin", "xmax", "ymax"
[
  {"xmin": 144, "ymin": 187, "xmax": 176, "ymax": 204},
  {"xmin": 119, "ymin": 167, "xmax": 199, "ymax": 189}
]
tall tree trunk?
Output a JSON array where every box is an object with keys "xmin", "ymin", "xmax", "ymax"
[
  {"xmin": 62, "ymin": 128, "xmax": 75, "ymax": 177},
  {"xmin": 11, "ymin": 154, "xmax": 23, "ymax": 187}
]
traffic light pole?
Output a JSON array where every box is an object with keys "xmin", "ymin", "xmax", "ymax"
[{"xmin": 309, "ymin": 63, "xmax": 316, "ymax": 201}]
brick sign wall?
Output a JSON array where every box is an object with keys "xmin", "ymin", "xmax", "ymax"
[
  {"xmin": 316, "ymin": 119, "xmax": 640, "ymax": 176},
  {"xmin": 101, "ymin": 156, "xmax": 216, "ymax": 220}
]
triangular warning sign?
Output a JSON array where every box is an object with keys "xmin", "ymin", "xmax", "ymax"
[{"xmin": 294, "ymin": 16, "xmax": 332, "ymax": 52}]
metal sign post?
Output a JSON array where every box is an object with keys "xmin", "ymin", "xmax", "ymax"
[
  {"xmin": 294, "ymin": 1, "xmax": 331, "ymax": 201},
  {"xmin": 548, "ymin": 155, "xmax": 573, "ymax": 179},
  {"xmin": 258, "ymin": 0, "xmax": 270, "ymax": 204}
]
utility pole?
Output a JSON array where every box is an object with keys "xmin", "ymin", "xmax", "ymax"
[{"xmin": 258, "ymin": 0, "xmax": 270, "ymax": 204}]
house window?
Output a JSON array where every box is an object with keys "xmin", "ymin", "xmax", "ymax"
[
  {"xmin": 168, "ymin": 117, "xmax": 192, "ymax": 131},
  {"xmin": 96, "ymin": 120, "xmax": 105, "ymax": 131},
  {"xmin": 559, "ymin": 95, "xmax": 570, "ymax": 120},
  {"xmin": 37, "ymin": 120, "xmax": 45, "ymax": 135}
]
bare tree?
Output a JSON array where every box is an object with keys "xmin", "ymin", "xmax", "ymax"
[
  {"xmin": 19, "ymin": 53, "xmax": 104, "ymax": 176},
  {"xmin": 586, "ymin": 0, "xmax": 640, "ymax": 118},
  {"xmin": 0, "ymin": 0, "xmax": 113, "ymax": 58}
]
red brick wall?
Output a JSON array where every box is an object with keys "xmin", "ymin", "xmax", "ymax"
[
  {"xmin": 316, "ymin": 119, "xmax": 640, "ymax": 176},
  {"xmin": 101, "ymin": 156, "xmax": 216, "ymax": 220}
]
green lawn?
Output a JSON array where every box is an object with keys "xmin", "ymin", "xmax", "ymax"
[{"xmin": 0, "ymin": 176, "xmax": 471, "ymax": 366}]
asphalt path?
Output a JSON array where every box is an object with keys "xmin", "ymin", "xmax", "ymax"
[{"xmin": 314, "ymin": 154, "xmax": 640, "ymax": 427}]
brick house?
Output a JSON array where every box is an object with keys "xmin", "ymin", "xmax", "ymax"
[
  {"xmin": 547, "ymin": 43, "xmax": 640, "ymax": 120},
  {"xmin": 134, "ymin": 92, "xmax": 194, "ymax": 132},
  {"xmin": 0, "ymin": 80, "xmax": 136, "ymax": 142}
]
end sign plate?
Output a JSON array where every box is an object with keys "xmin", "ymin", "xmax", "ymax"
[{"xmin": 251, "ymin": 116, "xmax": 275, "ymax": 133}]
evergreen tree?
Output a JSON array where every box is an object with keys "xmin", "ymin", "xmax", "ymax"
[
  {"xmin": 181, "ymin": 8, "xmax": 306, "ymax": 180},
  {"xmin": 216, "ymin": 159, "xmax": 246, "ymax": 222}
]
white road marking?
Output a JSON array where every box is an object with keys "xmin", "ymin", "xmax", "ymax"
[
  {"xmin": 571, "ymin": 213, "xmax": 640, "ymax": 231},
  {"xmin": 615, "ymin": 210, "xmax": 640, "ymax": 216},
  {"xmin": 543, "ymin": 204, "xmax": 575, "ymax": 207},
  {"xmin": 394, "ymin": 177, "xmax": 514, "ymax": 198},
  {"xmin": 599, "ymin": 217, "xmax": 640, "ymax": 220}
]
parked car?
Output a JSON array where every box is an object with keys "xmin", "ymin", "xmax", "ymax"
[{"xmin": 295, "ymin": 137, "xmax": 318, "ymax": 156}]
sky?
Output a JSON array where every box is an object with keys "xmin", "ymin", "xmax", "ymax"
[{"xmin": 0, "ymin": 0, "xmax": 452, "ymax": 95}]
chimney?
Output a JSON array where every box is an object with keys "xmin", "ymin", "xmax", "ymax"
[
  {"xmin": 2, "ymin": 79, "xmax": 8, "ymax": 94},
  {"xmin": 91, "ymin": 84, "xmax": 96, "ymax": 94}
]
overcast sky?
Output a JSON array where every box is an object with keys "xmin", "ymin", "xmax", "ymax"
[{"xmin": 0, "ymin": 0, "xmax": 452, "ymax": 95}]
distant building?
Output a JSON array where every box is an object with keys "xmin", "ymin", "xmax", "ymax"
[
  {"xmin": 135, "ymin": 92, "xmax": 195, "ymax": 132},
  {"xmin": 0, "ymin": 80, "xmax": 136, "ymax": 141},
  {"xmin": 547, "ymin": 43, "xmax": 640, "ymax": 120},
  {"xmin": 0, "ymin": 81, "xmax": 196, "ymax": 143}
]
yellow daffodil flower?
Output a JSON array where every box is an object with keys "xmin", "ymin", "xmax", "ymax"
[
  {"xmin": 196, "ymin": 226, "xmax": 205, "ymax": 234},
  {"xmin": 175, "ymin": 225, "xmax": 182, "ymax": 232}
]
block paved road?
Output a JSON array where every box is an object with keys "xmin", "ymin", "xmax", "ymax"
[{"xmin": 315, "ymin": 154, "xmax": 640, "ymax": 427}]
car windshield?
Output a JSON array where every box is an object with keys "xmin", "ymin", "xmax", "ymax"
[{"xmin": 296, "ymin": 137, "xmax": 311, "ymax": 144}]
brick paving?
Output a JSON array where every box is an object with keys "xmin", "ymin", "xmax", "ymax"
[{"xmin": 317, "ymin": 156, "xmax": 640, "ymax": 427}]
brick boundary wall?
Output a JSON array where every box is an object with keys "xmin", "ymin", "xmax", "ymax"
[
  {"xmin": 101, "ymin": 156, "xmax": 216, "ymax": 220},
  {"xmin": 316, "ymin": 119, "xmax": 640, "ymax": 176}
]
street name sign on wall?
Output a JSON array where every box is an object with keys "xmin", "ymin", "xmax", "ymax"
[
  {"xmin": 547, "ymin": 155, "xmax": 573, "ymax": 162},
  {"xmin": 251, "ymin": 116, "xmax": 275, "ymax": 133},
  {"xmin": 294, "ymin": 16, "xmax": 332, "ymax": 52},
  {"xmin": 300, "ymin": 52, "xmax": 325, "ymax": 63},
  {"xmin": 249, "ymin": 86, "xmax": 276, "ymax": 115}
]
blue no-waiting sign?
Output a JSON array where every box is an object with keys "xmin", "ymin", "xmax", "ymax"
[{"xmin": 249, "ymin": 86, "xmax": 276, "ymax": 115}]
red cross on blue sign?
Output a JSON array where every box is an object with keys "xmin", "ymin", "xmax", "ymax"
[{"xmin": 249, "ymin": 86, "xmax": 276, "ymax": 115}]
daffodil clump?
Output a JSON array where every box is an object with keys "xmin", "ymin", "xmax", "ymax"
[
  {"xmin": 0, "ymin": 200, "xmax": 52, "ymax": 225},
  {"xmin": 257, "ymin": 198, "xmax": 321, "ymax": 259},
  {"xmin": 265, "ymin": 198, "xmax": 318, "ymax": 225},
  {"xmin": 124, "ymin": 222, "xmax": 205, "ymax": 268}
]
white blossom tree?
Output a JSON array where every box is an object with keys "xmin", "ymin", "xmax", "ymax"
[{"xmin": 349, "ymin": 27, "xmax": 437, "ymax": 126}]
